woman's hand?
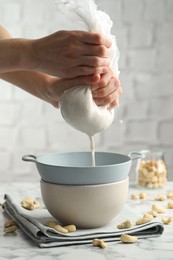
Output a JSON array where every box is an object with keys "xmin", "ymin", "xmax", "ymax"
[
  {"xmin": 91, "ymin": 69, "xmax": 122, "ymax": 109},
  {"xmin": 29, "ymin": 30, "xmax": 111, "ymax": 78},
  {"xmin": 44, "ymin": 74, "xmax": 100, "ymax": 108},
  {"xmin": 44, "ymin": 69, "xmax": 122, "ymax": 109},
  {"xmin": 0, "ymin": 26, "xmax": 111, "ymax": 77}
]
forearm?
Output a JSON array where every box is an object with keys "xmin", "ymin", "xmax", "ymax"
[
  {"xmin": 0, "ymin": 38, "xmax": 33, "ymax": 73},
  {"xmin": 0, "ymin": 71, "xmax": 53, "ymax": 103},
  {"xmin": 0, "ymin": 25, "xmax": 34, "ymax": 73}
]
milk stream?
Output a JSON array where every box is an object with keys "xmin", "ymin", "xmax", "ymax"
[
  {"xmin": 89, "ymin": 135, "xmax": 95, "ymax": 167},
  {"xmin": 86, "ymin": 105, "xmax": 123, "ymax": 167},
  {"xmin": 88, "ymin": 114, "xmax": 123, "ymax": 167}
]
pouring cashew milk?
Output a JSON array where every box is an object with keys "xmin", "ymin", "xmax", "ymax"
[{"xmin": 58, "ymin": 0, "xmax": 120, "ymax": 166}]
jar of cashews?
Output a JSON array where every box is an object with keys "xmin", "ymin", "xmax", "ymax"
[{"xmin": 136, "ymin": 150, "xmax": 168, "ymax": 189}]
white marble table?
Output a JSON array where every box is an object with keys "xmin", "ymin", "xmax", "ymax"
[{"xmin": 0, "ymin": 182, "xmax": 173, "ymax": 260}]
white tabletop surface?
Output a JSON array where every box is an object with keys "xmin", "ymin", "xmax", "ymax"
[{"xmin": 0, "ymin": 182, "xmax": 173, "ymax": 260}]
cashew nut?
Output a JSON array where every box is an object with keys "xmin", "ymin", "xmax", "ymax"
[
  {"xmin": 131, "ymin": 192, "xmax": 147, "ymax": 200},
  {"xmin": 167, "ymin": 201, "xmax": 173, "ymax": 209},
  {"xmin": 162, "ymin": 217, "xmax": 173, "ymax": 225},
  {"xmin": 4, "ymin": 219, "xmax": 16, "ymax": 228},
  {"xmin": 139, "ymin": 192, "xmax": 147, "ymax": 199},
  {"xmin": 152, "ymin": 204, "xmax": 167, "ymax": 213},
  {"xmin": 92, "ymin": 238, "xmax": 107, "ymax": 248},
  {"xmin": 131, "ymin": 194, "xmax": 140, "ymax": 200},
  {"xmin": 45, "ymin": 221, "xmax": 68, "ymax": 234},
  {"xmin": 148, "ymin": 210, "xmax": 158, "ymax": 217},
  {"xmin": 117, "ymin": 220, "xmax": 132, "ymax": 229},
  {"xmin": 136, "ymin": 213, "xmax": 153, "ymax": 225},
  {"xmin": 4, "ymin": 219, "xmax": 17, "ymax": 234},
  {"xmin": 154, "ymin": 194, "xmax": 167, "ymax": 201},
  {"xmin": 4, "ymin": 225, "xmax": 17, "ymax": 234},
  {"xmin": 63, "ymin": 224, "xmax": 76, "ymax": 232},
  {"xmin": 167, "ymin": 191, "xmax": 173, "ymax": 199},
  {"xmin": 121, "ymin": 234, "xmax": 138, "ymax": 243},
  {"xmin": 21, "ymin": 197, "xmax": 40, "ymax": 210}
]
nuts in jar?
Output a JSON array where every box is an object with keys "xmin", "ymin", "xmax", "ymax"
[{"xmin": 136, "ymin": 150, "xmax": 167, "ymax": 189}]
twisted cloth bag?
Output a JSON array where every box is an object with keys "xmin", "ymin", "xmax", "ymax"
[{"xmin": 58, "ymin": 0, "xmax": 120, "ymax": 136}]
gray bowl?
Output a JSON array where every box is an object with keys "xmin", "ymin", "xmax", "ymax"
[{"xmin": 22, "ymin": 151, "xmax": 143, "ymax": 185}]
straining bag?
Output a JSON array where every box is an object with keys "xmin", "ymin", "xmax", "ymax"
[{"xmin": 58, "ymin": 0, "xmax": 120, "ymax": 136}]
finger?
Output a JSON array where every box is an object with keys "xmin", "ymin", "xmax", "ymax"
[
  {"xmin": 77, "ymin": 31, "xmax": 112, "ymax": 47},
  {"xmin": 77, "ymin": 43, "xmax": 110, "ymax": 57},
  {"xmin": 94, "ymin": 93, "xmax": 117, "ymax": 106},
  {"xmin": 76, "ymin": 56, "xmax": 110, "ymax": 67},
  {"xmin": 109, "ymin": 99, "xmax": 120, "ymax": 110},
  {"xmin": 94, "ymin": 85, "xmax": 122, "ymax": 106},
  {"xmin": 92, "ymin": 76, "xmax": 120, "ymax": 98},
  {"xmin": 70, "ymin": 65, "xmax": 109, "ymax": 77},
  {"xmin": 91, "ymin": 70, "xmax": 114, "ymax": 92},
  {"xmin": 70, "ymin": 74, "xmax": 101, "ymax": 86}
]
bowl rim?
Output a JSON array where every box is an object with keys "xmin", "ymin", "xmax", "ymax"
[
  {"xmin": 40, "ymin": 176, "xmax": 129, "ymax": 187},
  {"xmin": 36, "ymin": 151, "xmax": 131, "ymax": 168}
]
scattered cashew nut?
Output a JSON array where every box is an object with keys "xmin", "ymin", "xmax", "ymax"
[
  {"xmin": 148, "ymin": 210, "xmax": 158, "ymax": 217},
  {"xmin": 92, "ymin": 238, "xmax": 107, "ymax": 248},
  {"xmin": 121, "ymin": 234, "xmax": 138, "ymax": 243},
  {"xmin": 4, "ymin": 219, "xmax": 17, "ymax": 234},
  {"xmin": 131, "ymin": 194, "xmax": 140, "ymax": 200},
  {"xmin": 117, "ymin": 220, "xmax": 132, "ymax": 229},
  {"xmin": 152, "ymin": 204, "xmax": 167, "ymax": 214},
  {"xmin": 21, "ymin": 197, "xmax": 40, "ymax": 210},
  {"xmin": 4, "ymin": 219, "xmax": 16, "ymax": 228},
  {"xmin": 162, "ymin": 217, "xmax": 173, "ymax": 225},
  {"xmin": 63, "ymin": 224, "xmax": 76, "ymax": 232},
  {"xmin": 131, "ymin": 192, "xmax": 147, "ymax": 200},
  {"xmin": 139, "ymin": 192, "xmax": 147, "ymax": 199},
  {"xmin": 154, "ymin": 194, "xmax": 167, "ymax": 201},
  {"xmin": 167, "ymin": 191, "xmax": 173, "ymax": 199},
  {"xmin": 167, "ymin": 202, "xmax": 173, "ymax": 209},
  {"xmin": 45, "ymin": 221, "xmax": 68, "ymax": 234},
  {"xmin": 136, "ymin": 213, "xmax": 153, "ymax": 225},
  {"xmin": 4, "ymin": 225, "xmax": 17, "ymax": 234}
]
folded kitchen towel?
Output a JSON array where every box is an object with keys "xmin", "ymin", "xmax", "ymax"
[{"xmin": 3, "ymin": 193, "xmax": 164, "ymax": 248}]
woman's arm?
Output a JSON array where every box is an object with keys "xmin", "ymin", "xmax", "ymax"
[
  {"xmin": 0, "ymin": 24, "xmax": 100, "ymax": 107},
  {"xmin": 0, "ymin": 25, "xmax": 121, "ymax": 108},
  {"xmin": 0, "ymin": 25, "xmax": 110, "ymax": 77},
  {"xmin": 0, "ymin": 25, "xmax": 30, "ymax": 73},
  {"xmin": 0, "ymin": 71, "xmax": 99, "ymax": 108}
]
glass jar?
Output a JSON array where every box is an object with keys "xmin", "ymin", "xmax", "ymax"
[{"xmin": 136, "ymin": 150, "xmax": 168, "ymax": 189}]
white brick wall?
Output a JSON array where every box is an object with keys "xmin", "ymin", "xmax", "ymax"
[{"xmin": 0, "ymin": 0, "xmax": 173, "ymax": 182}]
